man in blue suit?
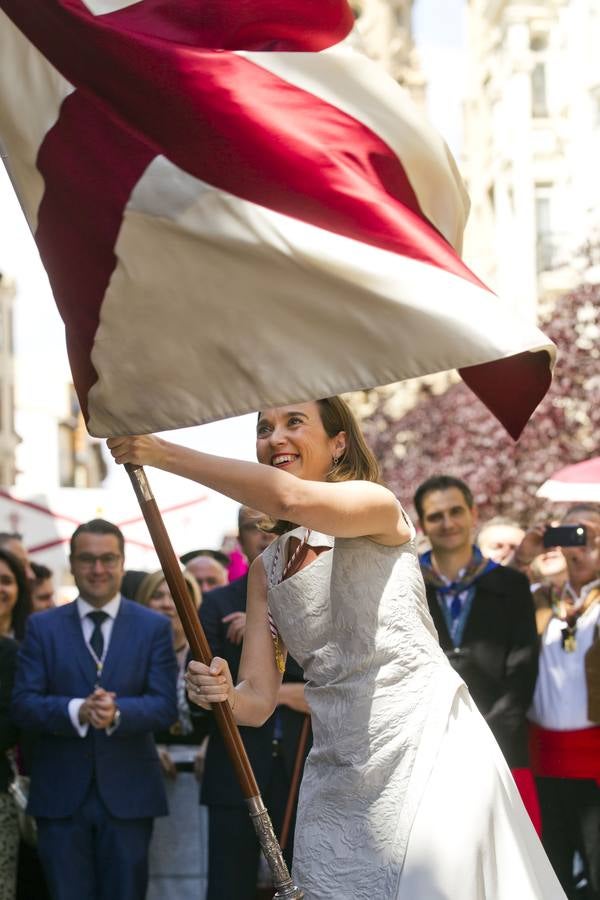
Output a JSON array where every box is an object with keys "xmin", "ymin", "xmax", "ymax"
[{"xmin": 12, "ymin": 519, "xmax": 177, "ymax": 900}]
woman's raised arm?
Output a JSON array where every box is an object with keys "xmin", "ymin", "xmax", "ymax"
[{"xmin": 107, "ymin": 435, "xmax": 410, "ymax": 543}]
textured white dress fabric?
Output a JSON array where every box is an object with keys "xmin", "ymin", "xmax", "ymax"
[{"xmin": 262, "ymin": 527, "xmax": 566, "ymax": 900}]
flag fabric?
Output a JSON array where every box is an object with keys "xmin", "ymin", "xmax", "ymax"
[{"xmin": 0, "ymin": 0, "xmax": 553, "ymax": 438}]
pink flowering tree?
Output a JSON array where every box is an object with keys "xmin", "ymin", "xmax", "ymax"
[{"xmin": 362, "ymin": 254, "xmax": 600, "ymax": 525}]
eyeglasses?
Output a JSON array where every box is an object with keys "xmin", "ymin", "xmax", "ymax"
[{"xmin": 72, "ymin": 553, "xmax": 122, "ymax": 569}]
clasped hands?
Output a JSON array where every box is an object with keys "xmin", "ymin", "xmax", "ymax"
[
  {"xmin": 78, "ymin": 687, "xmax": 117, "ymax": 729},
  {"xmin": 185, "ymin": 658, "xmax": 235, "ymax": 710}
]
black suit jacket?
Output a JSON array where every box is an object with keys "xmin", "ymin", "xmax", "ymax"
[
  {"xmin": 0, "ymin": 636, "xmax": 18, "ymax": 792},
  {"xmin": 198, "ymin": 575, "xmax": 309, "ymax": 807},
  {"xmin": 425, "ymin": 565, "xmax": 538, "ymax": 768}
]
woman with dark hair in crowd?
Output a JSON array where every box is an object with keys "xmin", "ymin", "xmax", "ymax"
[
  {"xmin": 0, "ymin": 550, "xmax": 31, "ymax": 900},
  {"xmin": 108, "ymin": 397, "xmax": 566, "ymax": 900},
  {"xmin": 0, "ymin": 550, "xmax": 31, "ymax": 643}
]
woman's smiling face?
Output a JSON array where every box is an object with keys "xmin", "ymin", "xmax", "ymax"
[
  {"xmin": 256, "ymin": 401, "xmax": 344, "ymax": 482},
  {"xmin": 0, "ymin": 559, "xmax": 18, "ymax": 625}
]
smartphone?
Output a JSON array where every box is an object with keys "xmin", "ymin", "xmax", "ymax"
[{"xmin": 543, "ymin": 524, "xmax": 587, "ymax": 548}]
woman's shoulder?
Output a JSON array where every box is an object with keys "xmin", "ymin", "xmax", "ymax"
[{"xmin": 335, "ymin": 532, "xmax": 416, "ymax": 553}]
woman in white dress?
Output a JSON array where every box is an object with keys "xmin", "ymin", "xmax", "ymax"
[{"xmin": 108, "ymin": 397, "xmax": 565, "ymax": 900}]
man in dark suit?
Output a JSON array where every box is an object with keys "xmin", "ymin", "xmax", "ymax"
[
  {"xmin": 11, "ymin": 519, "xmax": 177, "ymax": 900},
  {"xmin": 198, "ymin": 507, "xmax": 309, "ymax": 900},
  {"xmin": 414, "ymin": 476, "xmax": 538, "ymax": 771}
]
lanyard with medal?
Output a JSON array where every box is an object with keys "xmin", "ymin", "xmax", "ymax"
[
  {"xmin": 87, "ymin": 637, "xmax": 107, "ymax": 690},
  {"xmin": 85, "ymin": 621, "xmax": 121, "ymax": 731},
  {"xmin": 556, "ymin": 586, "xmax": 600, "ymax": 652},
  {"xmin": 561, "ymin": 619, "xmax": 578, "ymax": 653}
]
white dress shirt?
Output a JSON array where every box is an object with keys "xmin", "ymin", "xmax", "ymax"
[
  {"xmin": 529, "ymin": 580, "xmax": 600, "ymax": 731},
  {"xmin": 68, "ymin": 594, "xmax": 122, "ymax": 737}
]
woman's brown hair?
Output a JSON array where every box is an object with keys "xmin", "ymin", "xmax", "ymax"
[{"xmin": 262, "ymin": 396, "xmax": 381, "ymax": 534}]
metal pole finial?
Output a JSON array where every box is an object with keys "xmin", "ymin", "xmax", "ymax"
[{"xmin": 246, "ymin": 796, "xmax": 304, "ymax": 898}]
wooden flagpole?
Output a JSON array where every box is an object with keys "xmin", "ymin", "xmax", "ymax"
[
  {"xmin": 280, "ymin": 714, "xmax": 311, "ymax": 852},
  {"xmin": 125, "ymin": 463, "xmax": 303, "ymax": 899}
]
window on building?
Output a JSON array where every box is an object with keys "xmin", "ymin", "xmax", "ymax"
[
  {"xmin": 535, "ymin": 194, "xmax": 551, "ymax": 235},
  {"xmin": 530, "ymin": 33, "xmax": 548, "ymax": 53},
  {"xmin": 535, "ymin": 189, "xmax": 555, "ymax": 272},
  {"xmin": 88, "ymin": 444, "xmax": 108, "ymax": 488},
  {"xmin": 58, "ymin": 422, "xmax": 76, "ymax": 487},
  {"xmin": 59, "ymin": 388, "xmax": 108, "ymax": 488},
  {"xmin": 593, "ymin": 87, "xmax": 600, "ymax": 129},
  {"xmin": 8, "ymin": 384, "xmax": 15, "ymax": 436},
  {"xmin": 6, "ymin": 308, "xmax": 14, "ymax": 354},
  {"xmin": 532, "ymin": 63, "xmax": 548, "ymax": 117},
  {"xmin": 395, "ymin": 6, "xmax": 407, "ymax": 31}
]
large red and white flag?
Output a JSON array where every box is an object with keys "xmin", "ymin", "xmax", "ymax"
[{"xmin": 0, "ymin": 0, "xmax": 553, "ymax": 438}]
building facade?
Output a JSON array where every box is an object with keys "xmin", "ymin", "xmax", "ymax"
[
  {"xmin": 353, "ymin": 0, "xmax": 426, "ymax": 104},
  {"xmin": 0, "ymin": 272, "xmax": 19, "ymax": 486},
  {"xmin": 463, "ymin": 0, "xmax": 600, "ymax": 318},
  {"xmin": 350, "ymin": 1, "xmax": 449, "ymax": 422}
]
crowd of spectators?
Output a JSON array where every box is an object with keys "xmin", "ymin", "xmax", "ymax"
[{"xmin": 0, "ymin": 477, "xmax": 598, "ymax": 900}]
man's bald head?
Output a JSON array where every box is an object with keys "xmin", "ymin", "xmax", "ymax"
[{"xmin": 185, "ymin": 554, "xmax": 228, "ymax": 594}]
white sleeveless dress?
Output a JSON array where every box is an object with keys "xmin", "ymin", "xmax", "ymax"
[{"xmin": 262, "ymin": 526, "xmax": 566, "ymax": 900}]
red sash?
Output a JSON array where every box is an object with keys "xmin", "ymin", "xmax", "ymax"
[
  {"xmin": 511, "ymin": 768, "xmax": 542, "ymax": 836},
  {"xmin": 529, "ymin": 723, "xmax": 600, "ymax": 784}
]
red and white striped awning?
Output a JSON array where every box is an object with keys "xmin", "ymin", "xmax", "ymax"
[{"xmin": 537, "ymin": 458, "xmax": 600, "ymax": 503}]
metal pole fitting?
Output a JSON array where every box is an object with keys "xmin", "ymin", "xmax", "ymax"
[{"xmin": 246, "ymin": 795, "xmax": 304, "ymax": 899}]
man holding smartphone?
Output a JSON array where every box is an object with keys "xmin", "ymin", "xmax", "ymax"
[{"xmin": 516, "ymin": 505, "xmax": 600, "ymax": 899}]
